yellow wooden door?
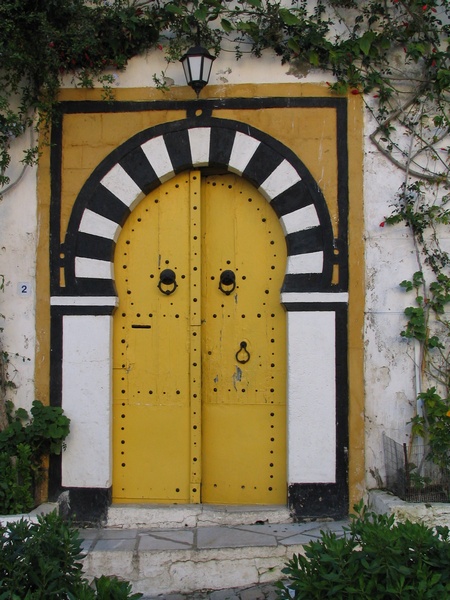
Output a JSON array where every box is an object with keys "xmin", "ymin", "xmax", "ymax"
[
  {"xmin": 201, "ymin": 174, "xmax": 287, "ymax": 503},
  {"xmin": 113, "ymin": 171, "xmax": 286, "ymax": 504}
]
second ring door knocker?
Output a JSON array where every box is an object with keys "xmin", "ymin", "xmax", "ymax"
[
  {"xmin": 219, "ymin": 269, "xmax": 236, "ymax": 295},
  {"xmin": 157, "ymin": 268, "xmax": 178, "ymax": 295}
]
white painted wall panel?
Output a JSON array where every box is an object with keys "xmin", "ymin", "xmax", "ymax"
[
  {"xmin": 141, "ymin": 136, "xmax": 174, "ymax": 182},
  {"xmin": 189, "ymin": 128, "xmax": 211, "ymax": 166},
  {"xmin": 51, "ymin": 296, "xmax": 119, "ymax": 307},
  {"xmin": 101, "ymin": 163, "xmax": 143, "ymax": 209},
  {"xmin": 287, "ymin": 311, "xmax": 336, "ymax": 483},
  {"xmin": 280, "ymin": 205, "xmax": 320, "ymax": 235},
  {"xmin": 228, "ymin": 132, "xmax": 260, "ymax": 175},
  {"xmin": 287, "ymin": 251, "xmax": 323, "ymax": 274},
  {"xmin": 258, "ymin": 159, "xmax": 301, "ymax": 201},
  {"xmin": 282, "ymin": 292, "xmax": 348, "ymax": 304},
  {"xmin": 75, "ymin": 257, "xmax": 114, "ymax": 280},
  {"xmin": 79, "ymin": 209, "xmax": 122, "ymax": 241},
  {"xmin": 62, "ymin": 315, "xmax": 112, "ymax": 488}
]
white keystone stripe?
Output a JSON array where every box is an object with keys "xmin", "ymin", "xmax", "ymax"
[
  {"xmin": 141, "ymin": 136, "xmax": 174, "ymax": 183},
  {"xmin": 75, "ymin": 257, "xmax": 114, "ymax": 280},
  {"xmin": 228, "ymin": 132, "xmax": 261, "ymax": 175},
  {"xmin": 287, "ymin": 251, "xmax": 323, "ymax": 274},
  {"xmin": 258, "ymin": 159, "xmax": 301, "ymax": 201},
  {"xmin": 79, "ymin": 209, "xmax": 122, "ymax": 241},
  {"xmin": 189, "ymin": 128, "xmax": 211, "ymax": 166},
  {"xmin": 280, "ymin": 204, "xmax": 320, "ymax": 236},
  {"xmin": 100, "ymin": 164, "xmax": 143, "ymax": 210},
  {"xmin": 51, "ymin": 296, "xmax": 119, "ymax": 307}
]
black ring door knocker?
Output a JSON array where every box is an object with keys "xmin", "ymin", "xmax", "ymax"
[
  {"xmin": 219, "ymin": 269, "xmax": 236, "ymax": 295},
  {"xmin": 157, "ymin": 268, "xmax": 178, "ymax": 295},
  {"xmin": 236, "ymin": 341, "xmax": 250, "ymax": 364}
]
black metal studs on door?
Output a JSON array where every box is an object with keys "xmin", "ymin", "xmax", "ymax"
[
  {"xmin": 157, "ymin": 269, "xmax": 178, "ymax": 295},
  {"xmin": 219, "ymin": 269, "xmax": 236, "ymax": 295}
]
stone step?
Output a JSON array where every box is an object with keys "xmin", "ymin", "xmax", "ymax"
[
  {"xmin": 80, "ymin": 519, "xmax": 348, "ymax": 596},
  {"xmin": 106, "ymin": 504, "xmax": 292, "ymax": 529}
]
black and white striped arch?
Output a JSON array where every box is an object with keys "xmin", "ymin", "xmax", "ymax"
[{"xmin": 63, "ymin": 117, "xmax": 336, "ymax": 298}]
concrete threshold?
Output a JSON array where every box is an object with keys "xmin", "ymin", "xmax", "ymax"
[
  {"xmin": 106, "ymin": 504, "xmax": 292, "ymax": 529},
  {"xmin": 80, "ymin": 516, "xmax": 349, "ymax": 596}
]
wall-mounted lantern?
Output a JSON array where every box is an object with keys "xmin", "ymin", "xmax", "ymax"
[{"xmin": 180, "ymin": 45, "xmax": 216, "ymax": 97}]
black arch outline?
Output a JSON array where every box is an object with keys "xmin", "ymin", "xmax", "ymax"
[{"xmin": 63, "ymin": 117, "xmax": 335, "ymax": 296}]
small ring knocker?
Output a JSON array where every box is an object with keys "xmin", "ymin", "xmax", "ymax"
[
  {"xmin": 219, "ymin": 269, "xmax": 236, "ymax": 295},
  {"xmin": 157, "ymin": 269, "xmax": 177, "ymax": 295},
  {"xmin": 236, "ymin": 341, "xmax": 250, "ymax": 364}
]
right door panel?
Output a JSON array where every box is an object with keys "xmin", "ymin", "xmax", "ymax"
[{"xmin": 201, "ymin": 174, "xmax": 287, "ymax": 504}]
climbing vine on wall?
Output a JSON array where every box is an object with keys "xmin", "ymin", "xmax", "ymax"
[
  {"xmin": 0, "ymin": 0, "xmax": 159, "ymax": 183},
  {"xmin": 0, "ymin": 0, "xmax": 449, "ymax": 468},
  {"xmin": 385, "ymin": 181, "xmax": 450, "ymax": 470},
  {"xmin": 0, "ymin": 0, "xmax": 448, "ymax": 187}
]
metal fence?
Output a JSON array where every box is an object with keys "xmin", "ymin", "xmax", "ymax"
[{"xmin": 383, "ymin": 433, "xmax": 450, "ymax": 502}]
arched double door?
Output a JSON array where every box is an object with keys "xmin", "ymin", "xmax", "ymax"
[{"xmin": 112, "ymin": 170, "xmax": 287, "ymax": 504}]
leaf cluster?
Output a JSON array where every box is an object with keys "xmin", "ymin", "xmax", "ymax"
[
  {"xmin": 277, "ymin": 502, "xmax": 450, "ymax": 599},
  {"xmin": 0, "ymin": 400, "xmax": 70, "ymax": 459},
  {"xmin": 0, "ymin": 512, "xmax": 84, "ymax": 599},
  {"xmin": 395, "ymin": 267, "xmax": 450, "ymax": 472},
  {"xmin": 0, "ymin": 401, "xmax": 70, "ymax": 514},
  {"xmin": 0, "ymin": 0, "xmax": 449, "ymax": 187},
  {"xmin": 410, "ymin": 386, "xmax": 450, "ymax": 471},
  {"xmin": 0, "ymin": 512, "xmax": 143, "ymax": 599},
  {"xmin": 0, "ymin": 445, "xmax": 34, "ymax": 515},
  {"xmin": 386, "ymin": 183, "xmax": 450, "ymax": 271},
  {"xmin": 68, "ymin": 575, "xmax": 144, "ymax": 600},
  {"xmin": 0, "ymin": 0, "xmax": 160, "ymax": 184}
]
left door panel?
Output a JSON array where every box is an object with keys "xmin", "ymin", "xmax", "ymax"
[{"xmin": 113, "ymin": 173, "xmax": 192, "ymax": 503}]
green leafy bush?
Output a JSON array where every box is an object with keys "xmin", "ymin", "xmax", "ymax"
[
  {"xmin": 0, "ymin": 445, "xmax": 34, "ymax": 514},
  {"xmin": 0, "ymin": 512, "xmax": 142, "ymax": 599},
  {"xmin": 69, "ymin": 575, "xmax": 144, "ymax": 600},
  {"xmin": 277, "ymin": 503, "xmax": 450, "ymax": 599},
  {"xmin": 0, "ymin": 400, "xmax": 70, "ymax": 514}
]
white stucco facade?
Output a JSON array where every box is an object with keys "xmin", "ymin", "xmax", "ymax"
[{"xmin": 1, "ymin": 45, "xmax": 444, "ymax": 500}]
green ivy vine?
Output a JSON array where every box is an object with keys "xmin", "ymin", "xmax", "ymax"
[
  {"xmin": 0, "ymin": 0, "xmax": 448, "ymax": 187},
  {"xmin": 0, "ymin": 0, "xmax": 449, "ymax": 479},
  {"xmin": 385, "ymin": 180, "xmax": 450, "ymax": 476},
  {"xmin": 0, "ymin": 0, "xmax": 159, "ymax": 182}
]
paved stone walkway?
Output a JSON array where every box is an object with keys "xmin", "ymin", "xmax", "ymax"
[
  {"xmin": 80, "ymin": 520, "xmax": 348, "ymax": 554},
  {"xmin": 80, "ymin": 520, "xmax": 347, "ymax": 597}
]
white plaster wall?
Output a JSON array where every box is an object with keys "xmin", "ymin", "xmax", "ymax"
[
  {"xmin": 0, "ymin": 44, "xmax": 432, "ymax": 495},
  {"xmin": 0, "ymin": 128, "xmax": 38, "ymax": 413},
  {"xmin": 60, "ymin": 47, "xmax": 327, "ymax": 92},
  {"xmin": 362, "ymin": 104, "xmax": 443, "ymax": 489}
]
